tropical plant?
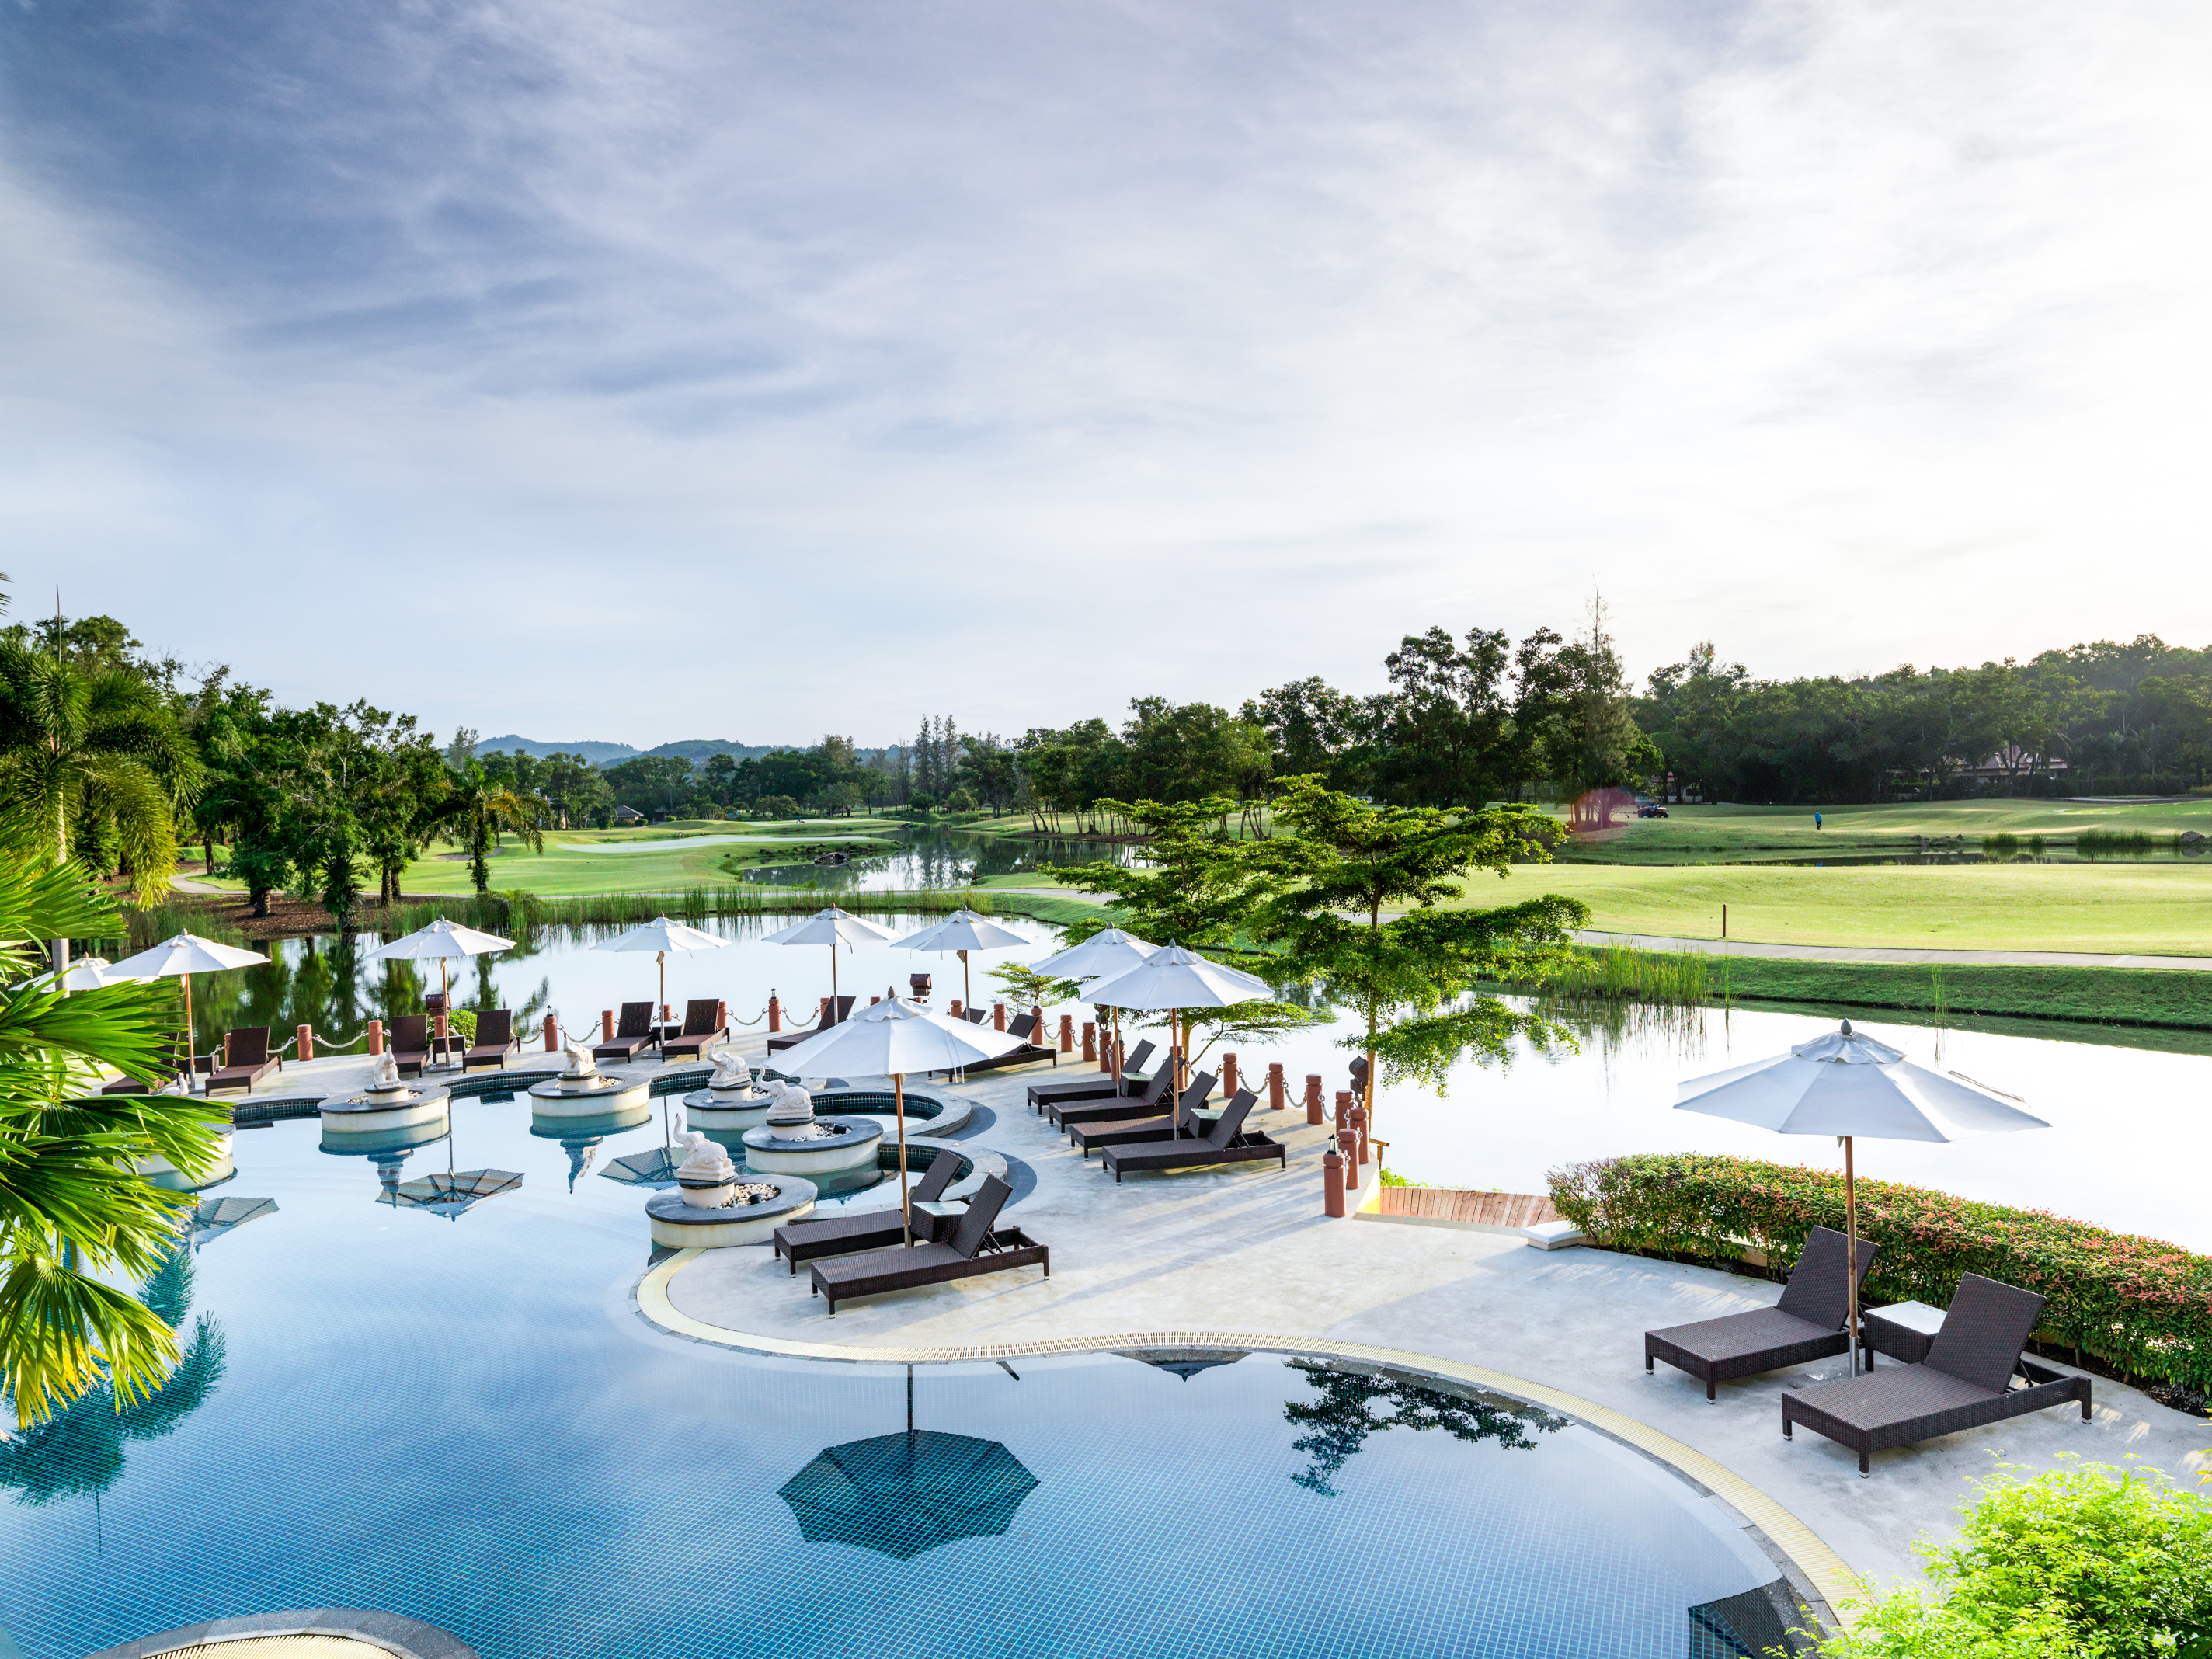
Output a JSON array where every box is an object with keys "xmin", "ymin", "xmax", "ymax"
[
  {"xmin": 1041, "ymin": 794, "xmax": 1275, "ymax": 949},
  {"xmin": 0, "ymin": 823, "xmax": 229, "ymax": 1424},
  {"xmin": 409, "ymin": 758, "xmax": 542, "ymax": 899}
]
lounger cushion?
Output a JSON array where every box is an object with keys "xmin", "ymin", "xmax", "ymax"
[
  {"xmin": 1647, "ymin": 1308, "xmax": 1841, "ymax": 1369},
  {"xmin": 1786, "ymin": 1365, "xmax": 1997, "ymax": 1435},
  {"xmin": 813, "ymin": 1241, "xmax": 966, "ymax": 1289}
]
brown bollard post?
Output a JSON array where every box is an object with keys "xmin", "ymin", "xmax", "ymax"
[
  {"xmin": 767, "ymin": 994, "xmax": 781, "ymax": 1033},
  {"xmin": 1334, "ymin": 1090, "xmax": 1354, "ymax": 1134},
  {"xmin": 1305, "ymin": 1074, "xmax": 1324, "ymax": 1125},
  {"xmin": 1082, "ymin": 1021, "xmax": 1097, "ymax": 1063},
  {"xmin": 993, "ymin": 1002, "xmax": 1007, "ymax": 1031},
  {"xmin": 870, "ymin": 995, "xmax": 881, "ymax": 1005},
  {"xmin": 1351, "ymin": 1105, "xmax": 1371, "ymax": 1165},
  {"xmin": 543, "ymin": 1014, "xmax": 559, "ymax": 1052},
  {"xmin": 367, "ymin": 1019, "xmax": 384, "ymax": 1057},
  {"xmin": 818, "ymin": 996, "xmax": 831, "ymax": 1028},
  {"xmin": 1337, "ymin": 1129, "xmax": 1360, "ymax": 1191},
  {"xmin": 600, "ymin": 1010, "xmax": 614, "ymax": 1042},
  {"xmin": 950, "ymin": 1000, "xmax": 965, "ymax": 1019},
  {"xmin": 1220, "ymin": 1052, "xmax": 1239, "ymax": 1101},
  {"xmin": 716, "ymin": 1000, "xmax": 728, "ymax": 1032},
  {"xmin": 1058, "ymin": 1014, "xmax": 1074, "ymax": 1052},
  {"xmin": 297, "ymin": 1024, "xmax": 314, "ymax": 1063},
  {"xmin": 1323, "ymin": 1146, "xmax": 1346, "ymax": 1218},
  {"xmin": 1267, "ymin": 1062, "xmax": 1286, "ymax": 1111},
  {"xmin": 1031, "ymin": 1005, "xmax": 1045, "ymax": 1045}
]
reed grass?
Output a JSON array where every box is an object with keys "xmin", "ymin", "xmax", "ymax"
[{"xmin": 1553, "ymin": 943, "xmax": 1712, "ymax": 1007}]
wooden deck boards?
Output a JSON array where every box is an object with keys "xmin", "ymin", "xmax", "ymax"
[{"xmin": 1376, "ymin": 1188, "xmax": 1562, "ymax": 1228}]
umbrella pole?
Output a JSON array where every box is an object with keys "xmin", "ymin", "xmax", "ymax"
[
  {"xmin": 896, "ymin": 1072, "xmax": 911, "ymax": 1247},
  {"xmin": 183, "ymin": 972, "xmax": 195, "ymax": 1093},
  {"xmin": 1845, "ymin": 1136, "xmax": 1861, "ymax": 1376},
  {"xmin": 959, "ymin": 948, "xmax": 969, "ymax": 1011},
  {"xmin": 1111, "ymin": 1008, "xmax": 1122, "ymax": 1084}
]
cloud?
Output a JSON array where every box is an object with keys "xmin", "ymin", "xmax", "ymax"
[{"xmin": 0, "ymin": 0, "xmax": 2206, "ymax": 742}]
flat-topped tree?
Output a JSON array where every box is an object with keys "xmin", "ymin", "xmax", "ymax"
[{"xmin": 1254, "ymin": 776, "xmax": 1587, "ymax": 1122}]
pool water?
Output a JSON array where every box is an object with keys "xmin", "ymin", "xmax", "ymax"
[{"xmin": 0, "ymin": 1103, "xmax": 1803, "ymax": 1659}]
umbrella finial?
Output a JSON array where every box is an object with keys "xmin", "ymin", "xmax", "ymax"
[{"xmin": 1841, "ymin": 1020, "xmax": 1852, "ymax": 1035}]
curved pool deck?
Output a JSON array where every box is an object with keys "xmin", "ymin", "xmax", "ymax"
[{"xmin": 633, "ymin": 1044, "xmax": 2212, "ymax": 1628}]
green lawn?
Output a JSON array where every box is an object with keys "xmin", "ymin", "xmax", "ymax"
[
  {"xmin": 1567, "ymin": 798, "xmax": 2212, "ymax": 864},
  {"xmin": 1463, "ymin": 861, "xmax": 2212, "ymax": 956}
]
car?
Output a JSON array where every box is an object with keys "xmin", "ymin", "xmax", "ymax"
[{"xmin": 1637, "ymin": 805, "xmax": 1669, "ymax": 818}]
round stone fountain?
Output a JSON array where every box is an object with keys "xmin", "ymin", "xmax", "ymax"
[
  {"xmin": 740, "ymin": 1080, "xmax": 884, "ymax": 1195},
  {"xmin": 645, "ymin": 1129, "xmax": 817, "ymax": 1248},
  {"xmin": 138, "ymin": 1123, "xmax": 237, "ymax": 1192},
  {"xmin": 683, "ymin": 1046, "xmax": 774, "ymax": 1134},
  {"xmin": 527, "ymin": 1039, "xmax": 649, "ymax": 1119},
  {"xmin": 321, "ymin": 1053, "xmax": 454, "ymax": 1138}
]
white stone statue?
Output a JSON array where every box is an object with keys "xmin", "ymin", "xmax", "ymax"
[
  {"xmin": 708, "ymin": 1045, "xmax": 754, "ymax": 1096},
  {"xmin": 674, "ymin": 1129, "xmax": 736, "ymax": 1181},
  {"xmin": 562, "ymin": 1038, "xmax": 600, "ymax": 1079},
  {"xmin": 764, "ymin": 1080, "xmax": 815, "ymax": 1131},
  {"xmin": 370, "ymin": 1050, "xmax": 400, "ymax": 1089}
]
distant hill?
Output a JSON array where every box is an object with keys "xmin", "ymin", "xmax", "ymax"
[{"xmin": 478, "ymin": 736, "xmax": 789, "ymax": 767}]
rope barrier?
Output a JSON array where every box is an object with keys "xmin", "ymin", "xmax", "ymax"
[{"xmin": 307, "ymin": 1027, "xmax": 371, "ymax": 1052}]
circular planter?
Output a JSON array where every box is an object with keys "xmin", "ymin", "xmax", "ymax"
[
  {"xmin": 528, "ymin": 1074, "xmax": 650, "ymax": 1119},
  {"xmin": 646, "ymin": 1175, "xmax": 817, "ymax": 1248},
  {"xmin": 742, "ymin": 1116, "xmax": 885, "ymax": 1195},
  {"xmin": 804, "ymin": 1089, "xmax": 971, "ymax": 1139},
  {"xmin": 682, "ymin": 1088, "xmax": 772, "ymax": 1134},
  {"xmin": 321, "ymin": 1083, "xmax": 453, "ymax": 1137},
  {"xmin": 524, "ymin": 1105, "xmax": 652, "ymax": 1140},
  {"xmin": 318, "ymin": 1117, "xmax": 452, "ymax": 1159}
]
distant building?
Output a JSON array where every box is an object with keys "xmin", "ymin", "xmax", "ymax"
[
  {"xmin": 613, "ymin": 803, "xmax": 646, "ymax": 824},
  {"xmin": 1957, "ymin": 746, "xmax": 2068, "ymax": 781}
]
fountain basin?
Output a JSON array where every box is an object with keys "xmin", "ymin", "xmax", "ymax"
[
  {"xmin": 318, "ymin": 1117, "xmax": 452, "ymax": 1159},
  {"xmin": 321, "ymin": 1082, "xmax": 453, "ymax": 1136},
  {"xmin": 646, "ymin": 1177, "xmax": 817, "ymax": 1249},
  {"xmin": 528, "ymin": 1073, "xmax": 649, "ymax": 1118},
  {"xmin": 138, "ymin": 1125, "xmax": 236, "ymax": 1193},
  {"xmin": 683, "ymin": 1088, "xmax": 771, "ymax": 1134},
  {"xmin": 741, "ymin": 1117, "xmax": 885, "ymax": 1190},
  {"xmin": 525, "ymin": 1105, "xmax": 652, "ymax": 1140}
]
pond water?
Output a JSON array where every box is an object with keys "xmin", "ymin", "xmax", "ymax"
[
  {"xmin": 190, "ymin": 917, "xmax": 2212, "ymax": 1253},
  {"xmin": 738, "ymin": 825, "xmax": 1131, "ymax": 892}
]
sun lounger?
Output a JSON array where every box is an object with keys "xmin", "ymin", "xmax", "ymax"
[
  {"xmin": 809, "ymin": 1174, "xmax": 1048, "ymax": 1315},
  {"xmin": 1781, "ymin": 1273, "xmax": 2092, "ymax": 1476},
  {"xmin": 659, "ymin": 999, "xmax": 729, "ymax": 1062},
  {"xmin": 1027, "ymin": 1041, "xmax": 1158, "ymax": 1114},
  {"xmin": 1047, "ymin": 1059, "xmax": 1178, "ymax": 1129},
  {"xmin": 767, "ymin": 995, "xmax": 857, "ymax": 1054},
  {"xmin": 101, "ymin": 1038, "xmax": 185, "ymax": 1094},
  {"xmin": 593, "ymin": 1002, "xmax": 658, "ymax": 1063},
  {"xmin": 1068, "ymin": 1070, "xmax": 1215, "ymax": 1158},
  {"xmin": 206, "ymin": 1026, "xmax": 281, "ymax": 1094},
  {"xmin": 771, "ymin": 1149, "xmax": 966, "ymax": 1273},
  {"xmin": 1101, "ymin": 1090, "xmax": 1282, "ymax": 1181},
  {"xmin": 962, "ymin": 1009, "xmax": 1061, "ymax": 1074},
  {"xmin": 462, "ymin": 1009, "xmax": 520, "ymax": 1071},
  {"xmin": 1644, "ymin": 1226, "xmax": 1878, "ymax": 1401}
]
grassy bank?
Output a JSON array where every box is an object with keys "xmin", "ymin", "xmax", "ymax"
[{"xmin": 1555, "ymin": 796, "xmax": 2212, "ymax": 864}]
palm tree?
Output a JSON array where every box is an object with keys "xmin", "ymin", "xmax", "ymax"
[
  {"xmin": 0, "ymin": 822, "xmax": 229, "ymax": 1424},
  {"xmin": 0, "ymin": 641, "xmax": 202, "ymax": 909},
  {"xmin": 426, "ymin": 760, "xmax": 550, "ymax": 897}
]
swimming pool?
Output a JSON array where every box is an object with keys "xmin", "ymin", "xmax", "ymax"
[{"xmin": 2, "ymin": 1098, "xmax": 1808, "ymax": 1659}]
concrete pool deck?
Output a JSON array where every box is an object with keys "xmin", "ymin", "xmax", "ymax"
[{"xmin": 217, "ymin": 1038, "xmax": 2212, "ymax": 1626}]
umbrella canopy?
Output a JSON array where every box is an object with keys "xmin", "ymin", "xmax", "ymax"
[
  {"xmin": 774, "ymin": 995, "xmax": 1021, "ymax": 1243},
  {"xmin": 592, "ymin": 915, "xmax": 730, "ymax": 1045},
  {"xmin": 1031, "ymin": 926, "xmax": 1159, "ymax": 982},
  {"xmin": 190, "ymin": 1195, "xmax": 280, "ymax": 1248},
  {"xmin": 377, "ymin": 1167, "xmax": 525, "ymax": 1220},
  {"xmin": 57, "ymin": 956, "xmax": 130, "ymax": 991},
  {"xmin": 891, "ymin": 906, "xmax": 1031, "ymax": 1009},
  {"xmin": 777, "ymin": 1430, "xmax": 1038, "ymax": 1560},
  {"xmin": 761, "ymin": 906, "xmax": 896, "ymax": 1007},
  {"xmin": 1675, "ymin": 1020, "xmax": 2047, "ymax": 1376},
  {"xmin": 104, "ymin": 933, "xmax": 271, "ymax": 1086},
  {"xmin": 1084, "ymin": 944, "xmax": 1272, "ymax": 1094},
  {"xmin": 370, "ymin": 917, "xmax": 515, "ymax": 1037}
]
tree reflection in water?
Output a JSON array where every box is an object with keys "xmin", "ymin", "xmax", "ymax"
[
  {"xmin": 1282, "ymin": 1361, "xmax": 1567, "ymax": 1497},
  {"xmin": 0, "ymin": 1248, "xmax": 226, "ymax": 1507}
]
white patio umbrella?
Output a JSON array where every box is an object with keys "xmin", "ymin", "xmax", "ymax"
[
  {"xmin": 1675, "ymin": 1019, "xmax": 2048, "ymax": 1375},
  {"xmin": 1031, "ymin": 927, "xmax": 1159, "ymax": 1081},
  {"xmin": 368, "ymin": 918, "xmax": 515, "ymax": 1047},
  {"xmin": 105, "ymin": 933, "xmax": 271, "ymax": 1087},
  {"xmin": 1083, "ymin": 944, "xmax": 1273, "ymax": 1100},
  {"xmin": 891, "ymin": 906, "xmax": 1031, "ymax": 1012},
  {"xmin": 57, "ymin": 956, "xmax": 133, "ymax": 991},
  {"xmin": 772, "ymin": 994, "xmax": 1022, "ymax": 1243},
  {"xmin": 762, "ymin": 906, "xmax": 896, "ymax": 1010},
  {"xmin": 593, "ymin": 915, "xmax": 730, "ymax": 1041}
]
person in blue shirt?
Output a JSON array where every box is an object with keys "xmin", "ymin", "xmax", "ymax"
[{"xmin": 1814, "ymin": 812, "xmax": 1823, "ymax": 831}]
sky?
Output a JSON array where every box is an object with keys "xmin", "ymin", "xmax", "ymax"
[{"xmin": 3, "ymin": 0, "xmax": 2208, "ymax": 749}]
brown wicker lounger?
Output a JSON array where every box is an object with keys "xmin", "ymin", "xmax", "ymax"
[
  {"xmin": 1102, "ymin": 1090, "xmax": 1283, "ymax": 1181},
  {"xmin": 1049, "ymin": 1059, "xmax": 1181, "ymax": 1130},
  {"xmin": 809, "ymin": 1175, "xmax": 1048, "ymax": 1315},
  {"xmin": 772, "ymin": 1149, "xmax": 965, "ymax": 1273},
  {"xmin": 659, "ymin": 999, "xmax": 729, "ymax": 1061},
  {"xmin": 593, "ymin": 1002, "xmax": 658, "ymax": 1063},
  {"xmin": 962, "ymin": 1010, "xmax": 1059, "ymax": 1074},
  {"xmin": 1644, "ymin": 1226, "xmax": 1877, "ymax": 1401},
  {"xmin": 1782, "ymin": 1273, "xmax": 2092, "ymax": 1476},
  {"xmin": 463, "ymin": 1008, "xmax": 520, "ymax": 1071},
  {"xmin": 767, "ymin": 995, "xmax": 857, "ymax": 1053},
  {"xmin": 207, "ymin": 1026, "xmax": 281, "ymax": 1094},
  {"xmin": 1028, "ymin": 1041, "xmax": 1160, "ymax": 1115},
  {"xmin": 1067, "ymin": 1070, "xmax": 1214, "ymax": 1158}
]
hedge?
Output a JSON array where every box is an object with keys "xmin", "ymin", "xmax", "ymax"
[{"xmin": 1548, "ymin": 1153, "xmax": 2212, "ymax": 1392}]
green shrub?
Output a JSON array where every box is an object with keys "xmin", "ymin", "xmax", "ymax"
[
  {"xmin": 1547, "ymin": 1153, "xmax": 2212, "ymax": 1389},
  {"xmin": 1820, "ymin": 1458, "xmax": 2212, "ymax": 1657}
]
